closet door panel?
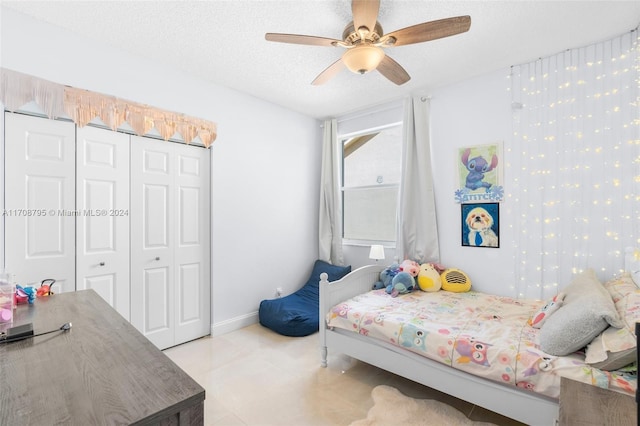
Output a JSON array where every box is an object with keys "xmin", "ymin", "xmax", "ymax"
[
  {"xmin": 143, "ymin": 266, "xmax": 171, "ymax": 332},
  {"xmin": 76, "ymin": 126, "xmax": 130, "ymax": 320},
  {"xmin": 174, "ymin": 144, "xmax": 210, "ymax": 344},
  {"xmin": 130, "ymin": 136, "xmax": 175, "ymax": 349},
  {"xmin": 5, "ymin": 113, "xmax": 75, "ymax": 292}
]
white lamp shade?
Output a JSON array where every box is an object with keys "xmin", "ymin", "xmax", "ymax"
[
  {"xmin": 369, "ymin": 244, "xmax": 385, "ymax": 261},
  {"xmin": 342, "ymin": 44, "xmax": 385, "ymax": 74}
]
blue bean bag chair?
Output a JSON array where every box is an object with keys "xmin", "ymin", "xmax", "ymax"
[{"xmin": 259, "ymin": 260, "xmax": 351, "ymax": 337}]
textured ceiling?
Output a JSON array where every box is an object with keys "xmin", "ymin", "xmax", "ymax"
[{"xmin": 3, "ymin": 1, "xmax": 640, "ymax": 119}]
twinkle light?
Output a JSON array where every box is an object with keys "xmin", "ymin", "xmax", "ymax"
[{"xmin": 508, "ymin": 28, "xmax": 639, "ymax": 300}]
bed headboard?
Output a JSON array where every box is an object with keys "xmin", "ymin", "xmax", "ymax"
[{"xmin": 624, "ymin": 247, "xmax": 640, "ymax": 286}]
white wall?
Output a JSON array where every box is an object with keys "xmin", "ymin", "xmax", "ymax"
[
  {"xmin": 431, "ymin": 70, "xmax": 514, "ymax": 295},
  {"xmin": 342, "ymin": 71, "xmax": 517, "ymax": 296},
  {"xmin": 0, "ymin": 7, "xmax": 322, "ymax": 334}
]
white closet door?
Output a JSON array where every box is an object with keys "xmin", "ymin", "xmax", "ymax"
[
  {"xmin": 130, "ymin": 137, "xmax": 210, "ymax": 349},
  {"xmin": 76, "ymin": 126, "xmax": 130, "ymax": 320},
  {"xmin": 130, "ymin": 136, "xmax": 176, "ymax": 349},
  {"xmin": 174, "ymin": 143, "xmax": 210, "ymax": 344},
  {"xmin": 4, "ymin": 113, "xmax": 76, "ymax": 293}
]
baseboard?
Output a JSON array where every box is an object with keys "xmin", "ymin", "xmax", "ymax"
[{"xmin": 211, "ymin": 311, "xmax": 259, "ymax": 336}]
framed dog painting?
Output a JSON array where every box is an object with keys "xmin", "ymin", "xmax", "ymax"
[{"xmin": 461, "ymin": 203, "xmax": 499, "ymax": 248}]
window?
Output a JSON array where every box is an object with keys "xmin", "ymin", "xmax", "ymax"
[{"xmin": 341, "ymin": 123, "xmax": 402, "ymax": 243}]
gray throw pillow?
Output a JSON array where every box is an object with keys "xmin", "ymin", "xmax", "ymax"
[{"xmin": 539, "ymin": 269, "xmax": 623, "ymax": 356}]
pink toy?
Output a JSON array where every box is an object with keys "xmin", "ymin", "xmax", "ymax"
[{"xmin": 399, "ymin": 259, "xmax": 420, "ymax": 277}]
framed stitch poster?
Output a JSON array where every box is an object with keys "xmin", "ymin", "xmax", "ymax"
[{"xmin": 454, "ymin": 142, "xmax": 504, "ymax": 204}]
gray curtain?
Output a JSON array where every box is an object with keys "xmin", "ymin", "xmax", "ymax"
[
  {"xmin": 395, "ymin": 96, "xmax": 439, "ymax": 263},
  {"xmin": 318, "ymin": 118, "xmax": 344, "ymax": 265}
]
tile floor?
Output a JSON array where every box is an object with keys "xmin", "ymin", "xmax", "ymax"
[{"xmin": 163, "ymin": 324, "xmax": 525, "ymax": 426}]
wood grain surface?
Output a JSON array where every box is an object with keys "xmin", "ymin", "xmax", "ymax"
[
  {"xmin": 0, "ymin": 290, "xmax": 204, "ymax": 425},
  {"xmin": 559, "ymin": 377, "xmax": 635, "ymax": 426}
]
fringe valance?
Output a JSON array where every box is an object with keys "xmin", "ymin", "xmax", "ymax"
[{"xmin": 0, "ymin": 68, "xmax": 217, "ymax": 147}]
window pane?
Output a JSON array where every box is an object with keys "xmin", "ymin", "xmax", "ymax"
[
  {"xmin": 343, "ymin": 187, "xmax": 397, "ymax": 242},
  {"xmin": 343, "ymin": 126, "xmax": 402, "ymax": 187},
  {"xmin": 341, "ymin": 124, "xmax": 402, "ymax": 243}
]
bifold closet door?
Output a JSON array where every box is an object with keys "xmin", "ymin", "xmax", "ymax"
[
  {"xmin": 173, "ymin": 142, "xmax": 210, "ymax": 345},
  {"xmin": 76, "ymin": 126, "xmax": 130, "ymax": 320},
  {"xmin": 4, "ymin": 113, "xmax": 76, "ymax": 293},
  {"xmin": 130, "ymin": 136, "xmax": 210, "ymax": 349}
]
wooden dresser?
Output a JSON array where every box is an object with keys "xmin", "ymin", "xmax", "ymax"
[
  {"xmin": 0, "ymin": 290, "xmax": 205, "ymax": 425},
  {"xmin": 559, "ymin": 377, "xmax": 636, "ymax": 425}
]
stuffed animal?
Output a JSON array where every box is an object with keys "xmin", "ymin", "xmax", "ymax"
[
  {"xmin": 441, "ymin": 268, "xmax": 472, "ymax": 293},
  {"xmin": 417, "ymin": 263, "xmax": 442, "ymax": 292},
  {"xmin": 386, "ymin": 272, "xmax": 416, "ymax": 297},
  {"xmin": 372, "ymin": 263, "xmax": 400, "ymax": 290},
  {"xmin": 528, "ymin": 293, "xmax": 565, "ymax": 328},
  {"xmin": 399, "ymin": 259, "xmax": 420, "ymax": 277},
  {"xmin": 15, "ymin": 284, "xmax": 37, "ymax": 304}
]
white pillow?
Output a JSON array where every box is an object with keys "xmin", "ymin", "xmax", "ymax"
[
  {"xmin": 625, "ymin": 247, "xmax": 640, "ymax": 287},
  {"xmin": 539, "ymin": 269, "xmax": 623, "ymax": 356},
  {"xmin": 585, "ymin": 273, "xmax": 640, "ymax": 370}
]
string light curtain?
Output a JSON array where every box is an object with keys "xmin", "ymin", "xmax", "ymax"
[
  {"xmin": 509, "ymin": 29, "xmax": 640, "ymax": 300},
  {"xmin": 0, "ymin": 68, "xmax": 217, "ymax": 147}
]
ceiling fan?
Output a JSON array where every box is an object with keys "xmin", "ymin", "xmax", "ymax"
[{"xmin": 265, "ymin": 0, "xmax": 471, "ymax": 85}]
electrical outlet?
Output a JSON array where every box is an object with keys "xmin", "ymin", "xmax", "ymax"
[{"xmin": 276, "ymin": 287, "xmax": 283, "ymax": 297}]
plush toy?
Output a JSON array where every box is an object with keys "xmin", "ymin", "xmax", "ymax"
[
  {"xmin": 417, "ymin": 263, "xmax": 442, "ymax": 292},
  {"xmin": 441, "ymin": 268, "xmax": 472, "ymax": 293},
  {"xmin": 15, "ymin": 284, "xmax": 37, "ymax": 304},
  {"xmin": 399, "ymin": 259, "xmax": 420, "ymax": 277},
  {"xmin": 528, "ymin": 293, "xmax": 565, "ymax": 328},
  {"xmin": 386, "ymin": 272, "xmax": 416, "ymax": 297},
  {"xmin": 372, "ymin": 263, "xmax": 401, "ymax": 290}
]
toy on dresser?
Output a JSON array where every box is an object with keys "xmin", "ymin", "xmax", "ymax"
[{"xmin": 15, "ymin": 279, "xmax": 55, "ymax": 305}]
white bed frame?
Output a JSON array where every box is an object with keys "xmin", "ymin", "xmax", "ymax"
[{"xmin": 319, "ymin": 265, "xmax": 560, "ymax": 426}]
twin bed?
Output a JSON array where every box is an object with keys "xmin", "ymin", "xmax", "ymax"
[{"xmin": 319, "ymin": 260, "xmax": 639, "ymax": 425}]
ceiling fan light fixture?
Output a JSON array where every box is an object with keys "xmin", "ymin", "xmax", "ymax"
[{"xmin": 342, "ymin": 44, "xmax": 385, "ymax": 74}]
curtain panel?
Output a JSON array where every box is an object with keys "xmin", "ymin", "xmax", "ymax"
[
  {"xmin": 510, "ymin": 29, "xmax": 640, "ymax": 299},
  {"xmin": 318, "ymin": 119, "xmax": 345, "ymax": 265},
  {"xmin": 395, "ymin": 96, "xmax": 440, "ymax": 264}
]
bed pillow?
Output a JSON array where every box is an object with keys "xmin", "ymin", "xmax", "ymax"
[
  {"xmin": 626, "ymin": 248, "xmax": 640, "ymax": 287},
  {"xmin": 539, "ymin": 269, "xmax": 624, "ymax": 356},
  {"xmin": 585, "ymin": 273, "xmax": 640, "ymax": 370}
]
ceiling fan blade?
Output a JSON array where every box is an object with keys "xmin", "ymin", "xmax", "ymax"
[
  {"xmin": 352, "ymin": 0, "xmax": 380, "ymax": 34},
  {"xmin": 384, "ymin": 16, "xmax": 471, "ymax": 47},
  {"xmin": 311, "ymin": 59, "xmax": 345, "ymax": 85},
  {"xmin": 377, "ymin": 55, "xmax": 410, "ymax": 85},
  {"xmin": 265, "ymin": 33, "xmax": 342, "ymax": 47}
]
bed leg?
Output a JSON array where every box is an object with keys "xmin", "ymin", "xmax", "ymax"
[{"xmin": 321, "ymin": 346, "xmax": 327, "ymax": 368}]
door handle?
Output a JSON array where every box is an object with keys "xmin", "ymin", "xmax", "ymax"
[
  {"xmin": 99, "ymin": 262, "xmax": 105, "ymax": 266},
  {"xmin": 155, "ymin": 257, "xmax": 160, "ymax": 261}
]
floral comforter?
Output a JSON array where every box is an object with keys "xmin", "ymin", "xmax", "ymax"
[{"xmin": 326, "ymin": 289, "xmax": 636, "ymax": 399}]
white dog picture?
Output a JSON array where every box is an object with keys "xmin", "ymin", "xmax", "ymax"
[{"xmin": 462, "ymin": 203, "xmax": 499, "ymax": 248}]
